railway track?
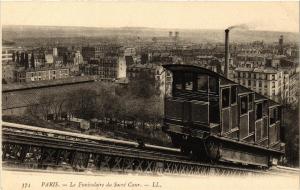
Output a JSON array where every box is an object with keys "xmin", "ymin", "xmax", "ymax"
[{"xmin": 2, "ymin": 122, "xmax": 298, "ymax": 177}]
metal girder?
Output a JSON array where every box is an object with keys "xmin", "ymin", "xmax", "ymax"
[
  {"xmin": 100, "ymin": 155, "xmax": 112, "ymax": 170},
  {"xmin": 112, "ymin": 157, "xmax": 123, "ymax": 171},
  {"xmin": 23, "ymin": 146, "xmax": 42, "ymax": 168},
  {"xmin": 72, "ymin": 152, "xmax": 90, "ymax": 170},
  {"xmin": 2, "ymin": 139, "xmax": 261, "ymax": 176},
  {"xmin": 135, "ymin": 159, "xmax": 144, "ymax": 171},
  {"xmin": 123, "ymin": 158, "xmax": 135, "ymax": 171}
]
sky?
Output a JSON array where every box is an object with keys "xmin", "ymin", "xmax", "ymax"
[{"xmin": 1, "ymin": 1, "xmax": 299, "ymax": 32}]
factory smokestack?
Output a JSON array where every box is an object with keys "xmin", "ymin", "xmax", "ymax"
[{"xmin": 224, "ymin": 29, "xmax": 230, "ymax": 78}]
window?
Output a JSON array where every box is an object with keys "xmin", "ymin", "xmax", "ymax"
[
  {"xmin": 231, "ymin": 86, "xmax": 237, "ymax": 104},
  {"xmin": 174, "ymin": 72, "xmax": 183, "ymax": 90},
  {"xmin": 248, "ymin": 94, "xmax": 253, "ymax": 110},
  {"xmin": 248, "ymin": 80, "xmax": 251, "ymax": 86},
  {"xmin": 197, "ymin": 74, "xmax": 208, "ymax": 92},
  {"xmin": 270, "ymin": 108, "xmax": 278, "ymax": 125},
  {"xmin": 259, "ymin": 81, "xmax": 262, "ymax": 87},
  {"xmin": 209, "ymin": 77, "xmax": 218, "ymax": 93},
  {"xmin": 240, "ymin": 96, "xmax": 248, "ymax": 115},
  {"xmin": 256, "ymin": 103, "xmax": 263, "ymax": 120},
  {"xmin": 272, "ymin": 82, "xmax": 275, "ymax": 88},
  {"xmin": 184, "ymin": 73, "xmax": 194, "ymax": 91},
  {"xmin": 222, "ymin": 88, "xmax": 230, "ymax": 108}
]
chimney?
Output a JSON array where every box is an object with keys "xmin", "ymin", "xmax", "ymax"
[
  {"xmin": 224, "ymin": 29, "xmax": 230, "ymax": 78},
  {"xmin": 175, "ymin": 31, "xmax": 179, "ymax": 39}
]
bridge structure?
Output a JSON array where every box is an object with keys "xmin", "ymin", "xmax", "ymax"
[{"xmin": 2, "ymin": 122, "xmax": 299, "ymax": 177}]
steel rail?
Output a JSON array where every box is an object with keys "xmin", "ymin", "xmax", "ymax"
[{"xmin": 2, "ymin": 122, "xmax": 297, "ymax": 176}]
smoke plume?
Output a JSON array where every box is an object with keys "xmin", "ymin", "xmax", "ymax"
[{"xmin": 227, "ymin": 24, "xmax": 249, "ymax": 31}]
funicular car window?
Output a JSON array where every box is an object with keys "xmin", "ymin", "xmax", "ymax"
[
  {"xmin": 184, "ymin": 72, "xmax": 194, "ymax": 91},
  {"xmin": 270, "ymin": 108, "xmax": 278, "ymax": 125},
  {"xmin": 222, "ymin": 88, "xmax": 230, "ymax": 108},
  {"xmin": 173, "ymin": 72, "xmax": 183, "ymax": 90},
  {"xmin": 248, "ymin": 94, "xmax": 253, "ymax": 110},
  {"xmin": 263, "ymin": 101, "xmax": 269, "ymax": 117},
  {"xmin": 240, "ymin": 96, "xmax": 248, "ymax": 114},
  {"xmin": 197, "ymin": 74, "xmax": 208, "ymax": 92},
  {"xmin": 231, "ymin": 86, "xmax": 237, "ymax": 104},
  {"xmin": 209, "ymin": 77, "xmax": 218, "ymax": 93},
  {"xmin": 256, "ymin": 103, "xmax": 263, "ymax": 120}
]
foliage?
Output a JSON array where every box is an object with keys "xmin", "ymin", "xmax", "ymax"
[
  {"xmin": 2, "ymin": 79, "xmax": 7, "ymax": 84},
  {"xmin": 27, "ymin": 80, "xmax": 164, "ymax": 129},
  {"xmin": 283, "ymin": 104, "xmax": 299, "ymax": 167},
  {"xmin": 127, "ymin": 70, "xmax": 161, "ymax": 98},
  {"xmin": 65, "ymin": 88, "xmax": 98, "ymax": 119}
]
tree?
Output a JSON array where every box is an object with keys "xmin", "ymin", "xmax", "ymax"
[
  {"xmin": 20, "ymin": 52, "xmax": 25, "ymax": 66},
  {"xmin": 30, "ymin": 52, "xmax": 35, "ymax": 68},
  {"xmin": 16, "ymin": 51, "xmax": 20, "ymax": 63},
  {"xmin": 283, "ymin": 104, "xmax": 299, "ymax": 167},
  {"xmin": 65, "ymin": 88, "xmax": 98, "ymax": 120},
  {"xmin": 12, "ymin": 52, "xmax": 15, "ymax": 62},
  {"xmin": 128, "ymin": 70, "xmax": 160, "ymax": 99},
  {"xmin": 2, "ymin": 79, "xmax": 7, "ymax": 84},
  {"xmin": 24, "ymin": 52, "xmax": 29, "ymax": 69}
]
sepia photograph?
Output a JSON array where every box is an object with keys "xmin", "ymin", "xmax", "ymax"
[{"xmin": 1, "ymin": 1, "xmax": 299, "ymax": 190}]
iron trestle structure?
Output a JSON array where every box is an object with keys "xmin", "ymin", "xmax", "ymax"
[{"xmin": 1, "ymin": 122, "xmax": 296, "ymax": 176}]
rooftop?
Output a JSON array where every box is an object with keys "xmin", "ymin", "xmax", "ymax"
[
  {"xmin": 128, "ymin": 63, "xmax": 163, "ymax": 70},
  {"xmin": 2, "ymin": 76, "xmax": 96, "ymax": 92},
  {"xmin": 235, "ymin": 67, "xmax": 281, "ymax": 74}
]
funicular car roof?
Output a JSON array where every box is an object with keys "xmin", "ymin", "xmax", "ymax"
[{"xmin": 162, "ymin": 64, "xmax": 280, "ymax": 106}]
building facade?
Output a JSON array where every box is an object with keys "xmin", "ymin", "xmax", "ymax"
[
  {"xmin": 82, "ymin": 45, "xmax": 122, "ymax": 61},
  {"xmin": 2, "ymin": 47, "xmax": 13, "ymax": 62},
  {"xmin": 80, "ymin": 56, "xmax": 126, "ymax": 81},
  {"xmin": 15, "ymin": 67, "xmax": 70, "ymax": 83},
  {"xmin": 2, "ymin": 63, "xmax": 16, "ymax": 83},
  {"xmin": 233, "ymin": 68, "xmax": 284, "ymax": 102},
  {"xmin": 127, "ymin": 63, "xmax": 166, "ymax": 96}
]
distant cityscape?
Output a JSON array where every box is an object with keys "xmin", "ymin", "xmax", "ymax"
[{"xmin": 2, "ymin": 28, "xmax": 299, "ymax": 107}]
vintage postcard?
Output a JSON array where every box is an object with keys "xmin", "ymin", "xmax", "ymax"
[{"xmin": 1, "ymin": 1, "xmax": 299, "ymax": 190}]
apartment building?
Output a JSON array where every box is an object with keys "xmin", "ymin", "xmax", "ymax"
[
  {"xmin": 127, "ymin": 63, "xmax": 166, "ymax": 96},
  {"xmin": 233, "ymin": 67, "xmax": 284, "ymax": 102},
  {"xmin": 15, "ymin": 67, "xmax": 70, "ymax": 83},
  {"xmin": 2, "ymin": 47, "xmax": 13, "ymax": 62},
  {"xmin": 80, "ymin": 56, "xmax": 126, "ymax": 81}
]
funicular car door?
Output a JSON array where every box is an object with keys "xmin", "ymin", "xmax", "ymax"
[
  {"xmin": 269, "ymin": 105, "xmax": 281, "ymax": 149},
  {"xmin": 221, "ymin": 87, "xmax": 231, "ymax": 134},
  {"xmin": 255, "ymin": 100, "xmax": 269, "ymax": 146},
  {"xmin": 238, "ymin": 94, "xmax": 249, "ymax": 140}
]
